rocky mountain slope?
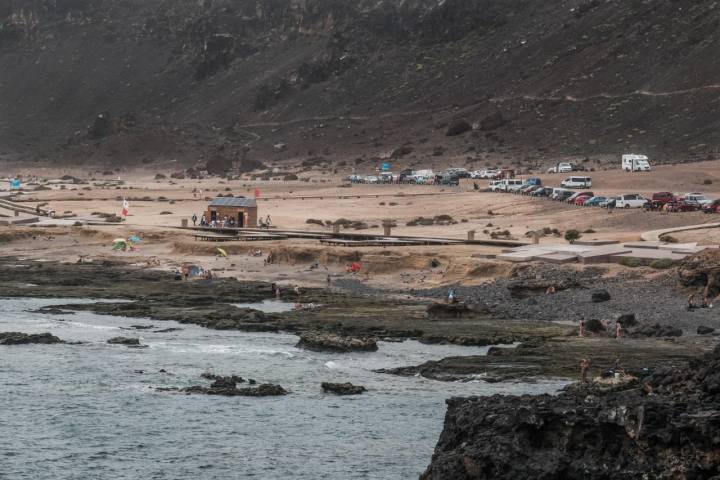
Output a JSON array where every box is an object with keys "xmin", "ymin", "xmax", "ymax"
[
  {"xmin": 1, "ymin": 0, "xmax": 720, "ymax": 168},
  {"xmin": 421, "ymin": 344, "xmax": 720, "ymax": 479}
]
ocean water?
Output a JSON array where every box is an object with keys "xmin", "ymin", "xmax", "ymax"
[{"xmin": 0, "ymin": 298, "xmax": 568, "ymax": 480}]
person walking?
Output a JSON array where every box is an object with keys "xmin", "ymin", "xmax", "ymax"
[
  {"xmin": 265, "ymin": 215, "xmax": 272, "ymax": 229},
  {"xmin": 191, "ymin": 213, "xmax": 197, "ymax": 226}
]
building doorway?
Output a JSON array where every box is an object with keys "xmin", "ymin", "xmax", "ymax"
[
  {"xmin": 237, "ymin": 213, "xmax": 244, "ymax": 228},
  {"xmin": 210, "ymin": 211, "xmax": 217, "ymax": 222}
]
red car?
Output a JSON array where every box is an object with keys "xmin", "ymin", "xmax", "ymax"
[
  {"xmin": 666, "ymin": 200, "xmax": 699, "ymax": 212},
  {"xmin": 574, "ymin": 195, "xmax": 592, "ymax": 206}
]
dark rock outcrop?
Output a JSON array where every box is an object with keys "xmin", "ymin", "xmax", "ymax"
[
  {"xmin": 206, "ymin": 154, "xmax": 233, "ymax": 175},
  {"xmin": 590, "ymin": 289, "xmax": 611, "ymax": 303},
  {"xmin": 479, "ymin": 111, "xmax": 506, "ymax": 131},
  {"xmin": 107, "ymin": 336, "xmax": 141, "ymax": 345},
  {"xmin": 185, "ymin": 380, "xmax": 286, "ymax": 397},
  {"xmin": 422, "ymin": 345, "xmax": 720, "ymax": 479},
  {"xmin": 445, "ymin": 119, "xmax": 472, "ymax": 136},
  {"xmin": 629, "ymin": 323, "xmax": 682, "ymax": 338},
  {"xmin": 616, "ymin": 313, "xmax": 637, "ymax": 327},
  {"xmin": 296, "ymin": 332, "xmax": 378, "ymax": 352},
  {"xmin": 698, "ymin": 325, "xmax": 715, "ymax": 335},
  {"xmin": 0, "ymin": 332, "xmax": 64, "ymax": 345},
  {"xmin": 584, "ymin": 318, "xmax": 605, "ymax": 333},
  {"xmin": 426, "ymin": 302, "xmax": 471, "ymax": 319},
  {"xmin": 321, "ymin": 382, "xmax": 367, "ymax": 395}
]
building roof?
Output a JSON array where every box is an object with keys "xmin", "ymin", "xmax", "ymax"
[{"xmin": 209, "ymin": 197, "xmax": 257, "ymax": 208}]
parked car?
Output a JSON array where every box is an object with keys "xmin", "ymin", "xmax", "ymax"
[
  {"xmin": 482, "ymin": 169, "xmax": 499, "ymax": 178},
  {"xmin": 703, "ymin": 199, "xmax": 720, "ymax": 213},
  {"xmin": 365, "ymin": 175, "xmax": 379, "ymax": 184},
  {"xmin": 584, "ymin": 196, "xmax": 606, "ymax": 207},
  {"xmin": 530, "ymin": 187, "xmax": 552, "ymax": 197},
  {"xmin": 347, "ymin": 174, "xmax": 363, "ymax": 183},
  {"xmin": 600, "ymin": 197, "xmax": 618, "ymax": 208},
  {"xmin": 398, "ymin": 169, "xmax": 415, "ymax": 183},
  {"xmin": 561, "ymin": 176, "xmax": 592, "ymax": 189},
  {"xmin": 551, "ymin": 188, "xmax": 574, "ymax": 201},
  {"xmin": 667, "ymin": 200, "xmax": 700, "ymax": 212},
  {"xmin": 615, "ymin": 194, "xmax": 647, "ymax": 208},
  {"xmin": 548, "ymin": 162, "xmax": 573, "ymax": 173},
  {"xmin": 566, "ymin": 191, "xmax": 594, "ymax": 204},
  {"xmin": 574, "ymin": 195, "xmax": 593, "ymax": 206},
  {"xmin": 521, "ymin": 184, "xmax": 540, "ymax": 195},
  {"xmin": 682, "ymin": 193, "xmax": 712, "ymax": 208}
]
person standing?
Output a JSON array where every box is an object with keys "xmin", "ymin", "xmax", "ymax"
[
  {"xmin": 615, "ymin": 321, "xmax": 622, "ymax": 339},
  {"xmin": 579, "ymin": 319, "xmax": 585, "ymax": 337},
  {"xmin": 265, "ymin": 215, "xmax": 272, "ymax": 228},
  {"xmin": 580, "ymin": 359, "xmax": 589, "ymax": 384},
  {"xmin": 192, "ymin": 213, "xmax": 197, "ymax": 226}
]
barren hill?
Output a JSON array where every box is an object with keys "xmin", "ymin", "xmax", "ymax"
[{"xmin": 1, "ymin": 0, "xmax": 719, "ymax": 169}]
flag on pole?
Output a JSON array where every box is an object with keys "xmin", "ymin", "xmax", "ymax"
[
  {"xmin": 121, "ymin": 198, "xmax": 129, "ymax": 217},
  {"xmin": 254, "ymin": 188, "xmax": 260, "ymax": 198}
]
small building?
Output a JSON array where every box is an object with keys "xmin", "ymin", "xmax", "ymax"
[{"xmin": 205, "ymin": 197, "xmax": 257, "ymax": 228}]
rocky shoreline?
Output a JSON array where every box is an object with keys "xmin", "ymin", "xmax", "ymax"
[
  {"xmin": 1, "ymin": 256, "xmax": 716, "ymax": 383},
  {"xmin": 421, "ymin": 344, "xmax": 720, "ymax": 479}
]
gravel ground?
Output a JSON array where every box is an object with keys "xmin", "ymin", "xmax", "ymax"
[{"xmin": 335, "ymin": 266, "xmax": 720, "ymax": 335}]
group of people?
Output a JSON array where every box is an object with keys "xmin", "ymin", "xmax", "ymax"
[
  {"xmin": 687, "ymin": 293, "xmax": 714, "ymax": 310},
  {"xmin": 192, "ymin": 214, "xmax": 240, "ymax": 229},
  {"xmin": 258, "ymin": 215, "xmax": 272, "ymax": 228},
  {"xmin": 176, "ymin": 264, "xmax": 213, "ymax": 281}
]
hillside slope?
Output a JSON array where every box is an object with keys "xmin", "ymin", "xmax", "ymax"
[{"xmin": 1, "ymin": 0, "xmax": 719, "ymax": 168}]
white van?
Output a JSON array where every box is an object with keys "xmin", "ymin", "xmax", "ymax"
[
  {"xmin": 615, "ymin": 194, "xmax": 647, "ymax": 209},
  {"xmin": 561, "ymin": 176, "xmax": 592, "ymax": 188},
  {"xmin": 490, "ymin": 179, "xmax": 523, "ymax": 192}
]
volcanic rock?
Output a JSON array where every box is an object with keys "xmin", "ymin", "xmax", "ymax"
[
  {"xmin": 630, "ymin": 323, "xmax": 683, "ymax": 338},
  {"xmin": 697, "ymin": 326, "xmax": 715, "ymax": 335},
  {"xmin": 0, "ymin": 332, "xmax": 64, "ymax": 345},
  {"xmin": 590, "ymin": 289, "xmax": 611, "ymax": 303},
  {"xmin": 479, "ymin": 111, "xmax": 506, "ymax": 131},
  {"xmin": 107, "ymin": 336, "xmax": 141, "ymax": 345},
  {"xmin": 422, "ymin": 344, "xmax": 720, "ymax": 479},
  {"xmin": 296, "ymin": 332, "xmax": 378, "ymax": 353},
  {"xmin": 321, "ymin": 382, "xmax": 367, "ymax": 395},
  {"xmin": 616, "ymin": 313, "xmax": 637, "ymax": 327},
  {"xmin": 206, "ymin": 154, "xmax": 233, "ymax": 175},
  {"xmin": 445, "ymin": 119, "xmax": 472, "ymax": 136},
  {"xmin": 426, "ymin": 302, "xmax": 471, "ymax": 319}
]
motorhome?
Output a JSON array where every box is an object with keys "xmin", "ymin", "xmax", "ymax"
[{"xmin": 622, "ymin": 154, "xmax": 651, "ymax": 172}]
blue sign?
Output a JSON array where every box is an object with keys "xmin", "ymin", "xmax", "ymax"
[
  {"xmin": 10, "ymin": 179, "xmax": 21, "ymax": 189},
  {"xmin": 381, "ymin": 163, "xmax": 391, "ymax": 171}
]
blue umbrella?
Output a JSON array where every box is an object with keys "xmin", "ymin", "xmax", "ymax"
[{"xmin": 128, "ymin": 235, "xmax": 141, "ymax": 243}]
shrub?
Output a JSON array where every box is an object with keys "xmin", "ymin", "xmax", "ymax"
[
  {"xmin": 159, "ymin": 211, "xmax": 173, "ymax": 215},
  {"xmin": 306, "ymin": 219, "xmax": 324, "ymax": 226},
  {"xmin": 703, "ymin": 179, "xmax": 713, "ymax": 185},
  {"xmin": 660, "ymin": 235, "xmax": 679, "ymax": 243},
  {"xmin": 583, "ymin": 228, "xmax": 596, "ymax": 234},
  {"xmin": 619, "ymin": 257, "xmax": 645, "ymax": 268},
  {"xmin": 564, "ymin": 229, "xmax": 582, "ymax": 243},
  {"xmin": 650, "ymin": 258, "xmax": 675, "ymax": 269}
]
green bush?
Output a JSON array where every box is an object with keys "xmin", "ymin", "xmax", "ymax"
[
  {"xmin": 619, "ymin": 257, "xmax": 646, "ymax": 268},
  {"xmin": 564, "ymin": 229, "xmax": 582, "ymax": 243},
  {"xmin": 650, "ymin": 258, "xmax": 675, "ymax": 269},
  {"xmin": 660, "ymin": 235, "xmax": 679, "ymax": 243}
]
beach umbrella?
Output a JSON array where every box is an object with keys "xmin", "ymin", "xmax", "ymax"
[
  {"xmin": 113, "ymin": 238, "xmax": 127, "ymax": 244},
  {"xmin": 217, "ymin": 248, "xmax": 228, "ymax": 257},
  {"xmin": 128, "ymin": 235, "xmax": 141, "ymax": 243}
]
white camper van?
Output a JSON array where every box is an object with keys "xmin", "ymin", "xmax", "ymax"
[{"xmin": 622, "ymin": 154, "xmax": 651, "ymax": 172}]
